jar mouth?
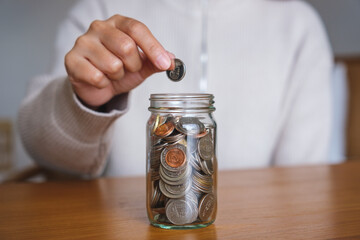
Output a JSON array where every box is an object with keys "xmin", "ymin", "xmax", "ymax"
[
  {"xmin": 150, "ymin": 93, "xmax": 213, "ymax": 100},
  {"xmin": 149, "ymin": 93, "xmax": 215, "ymax": 113}
]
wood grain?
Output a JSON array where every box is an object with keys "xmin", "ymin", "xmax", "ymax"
[
  {"xmin": 1, "ymin": 162, "xmax": 360, "ymax": 240},
  {"xmin": 336, "ymin": 56, "xmax": 360, "ymax": 160},
  {"xmin": 346, "ymin": 58, "xmax": 360, "ymax": 160}
]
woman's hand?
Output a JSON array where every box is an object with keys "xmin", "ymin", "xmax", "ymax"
[{"xmin": 65, "ymin": 14, "xmax": 174, "ymax": 108}]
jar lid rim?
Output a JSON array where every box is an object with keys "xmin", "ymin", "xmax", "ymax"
[{"xmin": 150, "ymin": 93, "xmax": 214, "ymax": 100}]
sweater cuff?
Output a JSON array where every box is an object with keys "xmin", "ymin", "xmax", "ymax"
[
  {"xmin": 54, "ymin": 77, "xmax": 128, "ymax": 142},
  {"xmin": 72, "ymin": 87, "xmax": 129, "ymax": 115}
]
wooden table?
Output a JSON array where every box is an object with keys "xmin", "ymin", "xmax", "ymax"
[{"xmin": 1, "ymin": 162, "xmax": 360, "ymax": 240}]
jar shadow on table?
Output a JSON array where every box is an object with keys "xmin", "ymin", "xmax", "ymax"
[{"xmin": 145, "ymin": 224, "xmax": 218, "ymax": 240}]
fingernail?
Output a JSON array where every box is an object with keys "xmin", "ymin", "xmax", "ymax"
[{"xmin": 155, "ymin": 53, "xmax": 171, "ymax": 70}]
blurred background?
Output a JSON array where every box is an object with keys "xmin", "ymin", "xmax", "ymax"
[{"xmin": 0, "ymin": 0, "xmax": 359, "ymax": 178}]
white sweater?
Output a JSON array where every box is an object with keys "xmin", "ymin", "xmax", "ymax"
[{"xmin": 18, "ymin": 0, "xmax": 333, "ymax": 177}]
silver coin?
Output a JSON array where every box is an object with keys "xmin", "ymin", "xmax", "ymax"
[
  {"xmin": 184, "ymin": 190, "xmax": 199, "ymax": 206},
  {"xmin": 185, "ymin": 192, "xmax": 199, "ymax": 222},
  {"xmin": 159, "ymin": 179, "xmax": 186, "ymax": 199},
  {"xmin": 201, "ymin": 159, "xmax": 214, "ymax": 175},
  {"xmin": 160, "ymin": 165, "xmax": 191, "ymax": 186},
  {"xmin": 198, "ymin": 134, "xmax": 214, "ymax": 161},
  {"xmin": 160, "ymin": 164, "xmax": 187, "ymax": 180},
  {"xmin": 193, "ymin": 170, "xmax": 213, "ymax": 184},
  {"xmin": 167, "ymin": 138, "xmax": 187, "ymax": 147},
  {"xmin": 151, "ymin": 135, "xmax": 162, "ymax": 145},
  {"xmin": 176, "ymin": 117, "xmax": 205, "ymax": 135},
  {"xmin": 189, "ymin": 153, "xmax": 202, "ymax": 172},
  {"xmin": 165, "ymin": 199, "xmax": 194, "ymax": 225},
  {"xmin": 166, "ymin": 58, "xmax": 186, "ymax": 82},
  {"xmin": 191, "ymin": 183, "xmax": 203, "ymax": 195},
  {"xmin": 192, "ymin": 171, "xmax": 213, "ymax": 193},
  {"xmin": 185, "ymin": 135, "xmax": 198, "ymax": 153},
  {"xmin": 198, "ymin": 193, "xmax": 216, "ymax": 221},
  {"xmin": 159, "ymin": 166, "xmax": 189, "ymax": 182},
  {"xmin": 165, "ymin": 180, "xmax": 191, "ymax": 196},
  {"xmin": 154, "ymin": 141, "xmax": 168, "ymax": 151},
  {"xmin": 163, "ymin": 131, "xmax": 185, "ymax": 143},
  {"xmin": 151, "ymin": 182, "xmax": 161, "ymax": 208}
]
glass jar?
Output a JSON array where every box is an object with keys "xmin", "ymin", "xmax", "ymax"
[{"xmin": 146, "ymin": 93, "xmax": 217, "ymax": 229}]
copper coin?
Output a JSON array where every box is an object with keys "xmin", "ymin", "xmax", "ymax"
[
  {"xmin": 195, "ymin": 129, "xmax": 209, "ymax": 138},
  {"xmin": 165, "ymin": 148, "xmax": 186, "ymax": 168},
  {"xmin": 160, "ymin": 144, "xmax": 187, "ymax": 172},
  {"xmin": 155, "ymin": 121, "xmax": 175, "ymax": 137}
]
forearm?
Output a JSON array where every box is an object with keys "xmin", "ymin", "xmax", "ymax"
[{"xmin": 18, "ymin": 76, "xmax": 127, "ymax": 177}]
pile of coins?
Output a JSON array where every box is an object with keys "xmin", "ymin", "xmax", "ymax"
[{"xmin": 148, "ymin": 114, "xmax": 216, "ymax": 225}]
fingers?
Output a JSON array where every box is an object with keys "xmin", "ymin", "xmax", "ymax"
[
  {"xmin": 75, "ymin": 35, "xmax": 125, "ymax": 81},
  {"xmin": 89, "ymin": 20, "xmax": 143, "ymax": 73},
  {"xmin": 136, "ymin": 50, "xmax": 175, "ymax": 79},
  {"xmin": 111, "ymin": 15, "xmax": 172, "ymax": 71},
  {"xmin": 65, "ymin": 51, "xmax": 111, "ymax": 89},
  {"xmin": 65, "ymin": 15, "xmax": 176, "ymax": 100},
  {"xmin": 167, "ymin": 51, "xmax": 176, "ymax": 70}
]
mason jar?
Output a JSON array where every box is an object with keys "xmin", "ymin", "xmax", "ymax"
[{"xmin": 146, "ymin": 93, "xmax": 217, "ymax": 229}]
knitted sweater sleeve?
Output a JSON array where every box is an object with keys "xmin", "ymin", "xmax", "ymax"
[
  {"xmin": 272, "ymin": 2, "xmax": 334, "ymax": 166},
  {"xmin": 18, "ymin": 0, "xmax": 124, "ymax": 177}
]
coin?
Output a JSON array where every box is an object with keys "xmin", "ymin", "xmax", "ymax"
[
  {"xmin": 152, "ymin": 114, "xmax": 167, "ymax": 133},
  {"xmin": 160, "ymin": 164, "xmax": 187, "ymax": 180},
  {"xmin": 195, "ymin": 129, "xmax": 209, "ymax": 138},
  {"xmin": 159, "ymin": 179, "xmax": 187, "ymax": 199},
  {"xmin": 167, "ymin": 138, "xmax": 187, "ymax": 147},
  {"xmin": 166, "ymin": 148, "xmax": 186, "ymax": 168},
  {"xmin": 166, "ymin": 58, "xmax": 186, "ymax": 82},
  {"xmin": 176, "ymin": 117, "xmax": 205, "ymax": 135},
  {"xmin": 161, "ymin": 144, "xmax": 187, "ymax": 172},
  {"xmin": 189, "ymin": 152, "xmax": 202, "ymax": 172},
  {"xmin": 185, "ymin": 190, "xmax": 199, "ymax": 206},
  {"xmin": 165, "ymin": 180, "xmax": 191, "ymax": 196},
  {"xmin": 154, "ymin": 141, "xmax": 168, "ymax": 151},
  {"xmin": 198, "ymin": 193, "xmax": 215, "ymax": 221},
  {"xmin": 149, "ymin": 113, "xmax": 217, "ymax": 225},
  {"xmin": 200, "ymin": 159, "xmax": 214, "ymax": 175},
  {"xmin": 163, "ymin": 130, "xmax": 185, "ymax": 143},
  {"xmin": 160, "ymin": 165, "xmax": 191, "ymax": 186},
  {"xmin": 152, "ymin": 207, "xmax": 166, "ymax": 215},
  {"xmin": 165, "ymin": 199, "xmax": 195, "ymax": 225},
  {"xmin": 148, "ymin": 114, "xmax": 157, "ymax": 128},
  {"xmin": 198, "ymin": 134, "xmax": 214, "ymax": 161},
  {"xmin": 151, "ymin": 136, "xmax": 162, "ymax": 146},
  {"xmin": 151, "ymin": 181, "xmax": 161, "ymax": 208},
  {"xmin": 192, "ymin": 170, "xmax": 213, "ymax": 193},
  {"xmin": 154, "ymin": 121, "xmax": 175, "ymax": 137}
]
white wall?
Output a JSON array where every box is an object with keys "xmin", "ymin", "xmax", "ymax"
[{"xmin": 0, "ymin": 0, "xmax": 359, "ymax": 171}]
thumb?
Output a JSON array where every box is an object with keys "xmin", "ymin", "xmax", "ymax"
[{"xmin": 138, "ymin": 51, "xmax": 175, "ymax": 79}]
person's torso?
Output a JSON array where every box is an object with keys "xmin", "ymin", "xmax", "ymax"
[{"xmin": 103, "ymin": 0, "xmax": 306, "ymax": 176}]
